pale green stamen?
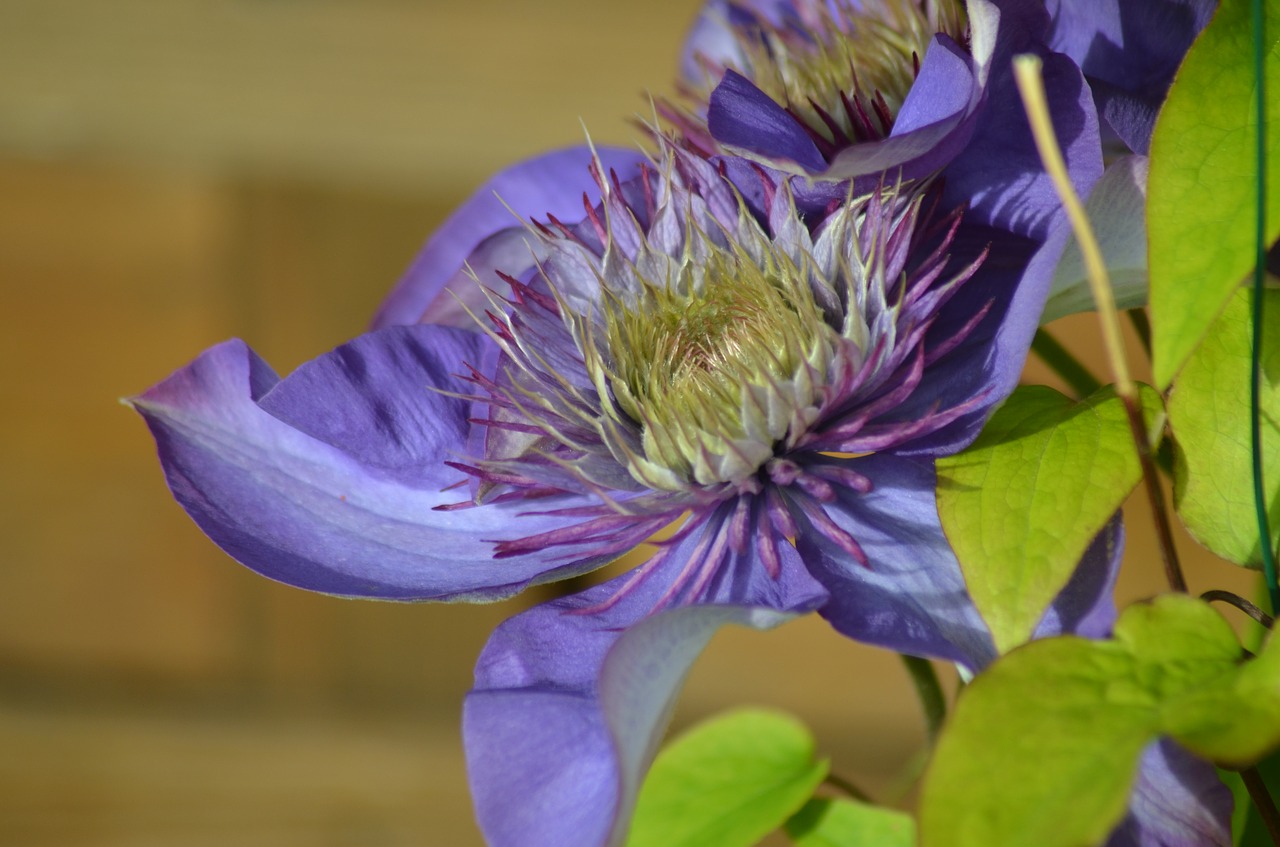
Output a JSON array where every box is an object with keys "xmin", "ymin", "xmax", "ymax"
[{"xmin": 578, "ymin": 238, "xmax": 837, "ymax": 490}]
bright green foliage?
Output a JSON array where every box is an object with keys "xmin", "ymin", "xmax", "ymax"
[
  {"xmin": 936, "ymin": 384, "xmax": 1162, "ymax": 653},
  {"xmin": 1147, "ymin": 0, "xmax": 1280, "ymax": 388},
  {"xmin": 626, "ymin": 709, "xmax": 828, "ymax": 847},
  {"xmin": 920, "ymin": 596, "xmax": 1280, "ymax": 847},
  {"xmin": 785, "ymin": 797, "xmax": 916, "ymax": 847},
  {"xmin": 1170, "ymin": 287, "xmax": 1280, "ymax": 567}
]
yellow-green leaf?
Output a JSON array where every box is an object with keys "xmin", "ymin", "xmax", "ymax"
[
  {"xmin": 1148, "ymin": 0, "xmax": 1280, "ymax": 387},
  {"xmin": 1170, "ymin": 287, "xmax": 1280, "ymax": 567},
  {"xmin": 627, "ymin": 709, "xmax": 828, "ymax": 847},
  {"xmin": 921, "ymin": 596, "xmax": 1280, "ymax": 847},
  {"xmin": 937, "ymin": 384, "xmax": 1162, "ymax": 653}
]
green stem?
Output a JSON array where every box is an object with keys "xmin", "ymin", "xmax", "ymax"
[
  {"xmin": 1127, "ymin": 309, "xmax": 1152, "ymax": 358},
  {"xmin": 1243, "ymin": 766, "xmax": 1280, "ymax": 847},
  {"xmin": 823, "ymin": 772, "xmax": 873, "ymax": 803},
  {"xmin": 1200, "ymin": 589, "xmax": 1275, "ymax": 630},
  {"xmin": 901, "ymin": 655, "xmax": 947, "ymax": 745},
  {"xmin": 1031, "ymin": 329, "xmax": 1103, "ymax": 399},
  {"xmin": 1250, "ymin": 0, "xmax": 1278, "ymax": 615},
  {"xmin": 1015, "ymin": 57, "xmax": 1188, "ymax": 594}
]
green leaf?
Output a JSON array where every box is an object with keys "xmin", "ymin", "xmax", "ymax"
[
  {"xmin": 784, "ymin": 798, "xmax": 915, "ymax": 847},
  {"xmin": 920, "ymin": 595, "xmax": 1280, "ymax": 847},
  {"xmin": 1147, "ymin": 0, "xmax": 1280, "ymax": 388},
  {"xmin": 936, "ymin": 384, "xmax": 1162, "ymax": 653},
  {"xmin": 626, "ymin": 708, "xmax": 829, "ymax": 847},
  {"xmin": 1170, "ymin": 287, "xmax": 1280, "ymax": 567}
]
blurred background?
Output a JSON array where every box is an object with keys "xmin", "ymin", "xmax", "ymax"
[{"xmin": 0, "ymin": 1, "xmax": 1257, "ymax": 845}]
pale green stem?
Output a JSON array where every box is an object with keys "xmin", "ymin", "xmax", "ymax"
[
  {"xmin": 1013, "ymin": 56, "xmax": 1187, "ymax": 594},
  {"xmin": 901, "ymin": 654, "xmax": 946, "ymax": 745},
  {"xmin": 1249, "ymin": 0, "xmax": 1278, "ymax": 614}
]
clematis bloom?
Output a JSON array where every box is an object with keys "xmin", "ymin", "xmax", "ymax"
[
  {"xmin": 132, "ymin": 141, "xmax": 1135, "ymax": 844},
  {"xmin": 671, "ymin": 0, "xmax": 1104, "ymax": 248}
]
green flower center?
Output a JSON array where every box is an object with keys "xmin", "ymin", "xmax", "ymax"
[{"xmin": 583, "ymin": 245, "xmax": 834, "ymax": 490}]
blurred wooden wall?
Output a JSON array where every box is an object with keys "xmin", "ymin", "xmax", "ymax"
[{"xmin": 0, "ymin": 2, "xmax": 1256, "ymax": 846}]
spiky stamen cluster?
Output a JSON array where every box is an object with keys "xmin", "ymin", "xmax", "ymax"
[
  {"xmin": 444, "ymin": 152, "xmax": 988, "ymax": 611},
  {"xmin": 674, "ymin": 0, "xmax": 967, "ymax": 157},
  {"xmin": 586, "ymin": 241, "xmax": 827, "ymax": 490}
]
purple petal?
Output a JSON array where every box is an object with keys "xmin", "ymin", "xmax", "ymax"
[
  {"xmin": 130, "ymin": 326, "xmax": 608, "ymax": 601},
  {"xmin": 795, "ymin": 454, "xmax": 998, "ymax": 669},
  {"xmin": 371, "ymin": 146, "xmax": 648, "ymax": 329},
  {"xmin": 707, "ymin": 70, "xmax": 828, "ymax": 173},
  {"xmin": 942, "ymin": 34, "xmax": 1103, "ymax": 242},
  {"xmin": 1045, "ymin": 0, "xmax": 1215, "ymax": 153},
  {"xmin": 894, "ymin": 37, "xmax": 979, "ymax": 136},
  {"xmin": 1033, "ymin": 514, "xmax": 1123, "ymax": 641},
  {"xmin": 1107, "ymin": 740, "xmax": 1233, "ymax": 847},
  {"xmin": 821, "ymin": 35, "xmax": 981, "ymax": 183},
  {"xmin": 465, "ymin": 510, "xmax": 828, "ymax": 847},
  {"xmin": 880, "ymin": 225, "xmax": 1045, "ymax": 456}
]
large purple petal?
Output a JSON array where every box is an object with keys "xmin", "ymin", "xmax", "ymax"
[
  {"xmin": 464, "ymin": 508, "xmax": 828, "ymax": 847},
  {"xmin": 881, "ymin": 223, "xmax": 1051, "ymax": 457},
  {"xmin": 1107, "ymin": 740, "xmax": 1233, "ymax": 846},
  {"xmin": 941, "ymin": 29, "xmax": 1102, "ymax": 242},
  {"xmin": 820, "ymin": 35, "xmax": 981, "ymax": 183},
  {"xmin": 1045, "ymin": 0, "xmax": 1215, "ymax": 153},
  {"xmin": 371, "ymin": 146, "xmax": 648, "ymax": 330},
  {"xmin": 795, "ymin": 453, "xmax": 998, "ymax": 669},
  {"xmin": 130, "ymin": 325, "xmax": 608, "ymax": 601}
]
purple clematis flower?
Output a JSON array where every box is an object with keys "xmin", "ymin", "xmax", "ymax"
[
  {"xmin": 1044, "ymin": 0, "xmax": 1216, "ymax": 155},
  {"xmin": 672, "ymin": 0, "xmax": 1104, "ymax": 245},
  {"xmin": 129, "ymin": 134, "xmax": 1161, "ymax": 844}
]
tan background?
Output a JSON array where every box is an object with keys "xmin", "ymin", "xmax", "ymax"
[{"xmin": 0, "ymin": 1, "xmax": 1257, "ymax": 845}]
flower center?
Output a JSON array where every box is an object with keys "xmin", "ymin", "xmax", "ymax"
[{"xmin": 588, "ymin": 247, "xmax": 832, "ymax": 491}]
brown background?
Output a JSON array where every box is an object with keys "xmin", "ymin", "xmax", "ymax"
[{"xmin": 0, "ymin": 1, "xmax": 1256, "ymax": 845}]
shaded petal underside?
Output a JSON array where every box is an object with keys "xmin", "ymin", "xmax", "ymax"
[
  {"xmin": 465, "ymin": 510, "xmax": 828, "ymax": 847},
  {"xmin": 797, "ymin": 453, "xmax": 998, "ymax": 668}
]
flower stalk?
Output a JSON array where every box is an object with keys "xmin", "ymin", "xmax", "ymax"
[
  {"xmin": 1013, "ymin": 54, "xmax": 1187, "ymax": 594},
  {"xmin": 901, "ymin": 654, "xmax": 947, "ymax": 745}
]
